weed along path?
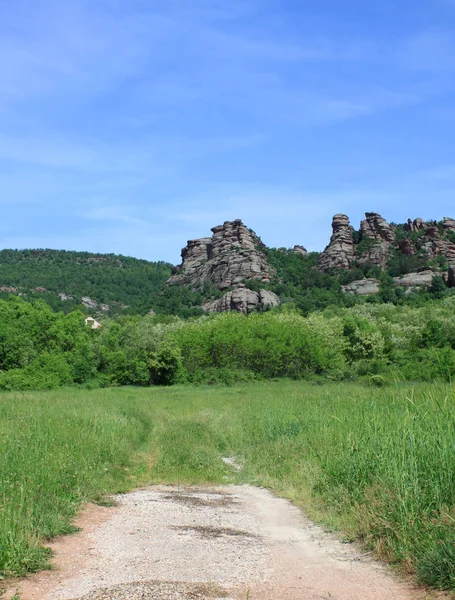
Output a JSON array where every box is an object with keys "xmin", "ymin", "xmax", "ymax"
[{"xmin": 5, "ymin": 485, "xmax": 427, "ymax": 600}]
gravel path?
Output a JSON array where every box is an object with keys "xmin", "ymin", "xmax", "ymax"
[{"xmin": 7, "ymin": 485, "xmax": 427, "ymax": 600}]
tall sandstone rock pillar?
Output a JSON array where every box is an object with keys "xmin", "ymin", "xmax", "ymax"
[{"xmin": 317, "ymin": 214, "xmax": 355, "ymax": 271}]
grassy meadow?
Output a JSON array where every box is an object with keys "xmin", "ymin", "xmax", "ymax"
[{"xmin": 1, "ymin": 380, "xmax": 455, "ymax": 590}]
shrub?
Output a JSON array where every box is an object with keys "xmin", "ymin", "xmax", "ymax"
[{"xmin": 148, "ymin": 343, "xmax": 183, "ymax": 386}]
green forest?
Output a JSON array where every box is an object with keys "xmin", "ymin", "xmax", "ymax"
[
  {"xmin": 0, "ymin": 249, "xmax": 172, "ymax": 314},
  {"xmin": 0, "ymin": 244, "xmax": 451, "ymax": 320},
  {"xmin": 1, "ymin": 294, "xmax": 455, "ymax": 391}
]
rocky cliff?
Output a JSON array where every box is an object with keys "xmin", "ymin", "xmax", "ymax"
[
  {"xmin": 166, "ymin": 219, "xmax": 275, "ymax": 290},
  {"xmin": 318, "ymin": 212, "xmax": 455, "ymax": 273},
  {"xmin": 165, "ymin": 219, "xmax": 278, "ymax": 314},
  {"xmin": 164, "ymin": 213, "xmax": 455, "ymax": 312}
]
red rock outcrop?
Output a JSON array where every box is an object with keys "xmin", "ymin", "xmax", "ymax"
[{"xmin": 317, "ymin": 214, "xmax": 355, "ymax": 271}]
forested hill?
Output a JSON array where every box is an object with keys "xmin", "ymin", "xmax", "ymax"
[{"xmin": 0, "ymin": 249, "xmax": 172, "ymax": 315}]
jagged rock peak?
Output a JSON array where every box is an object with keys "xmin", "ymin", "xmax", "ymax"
[
  {"xmin": 360, "ymin": 212, "xmax": 396, "ymax": 243},
  {"xmin": 406, "ymin": 217, "xmax": 427, "ymax": 232},
  {"xmin": 210, "ymin": 219, "xmax": 265, "ymax": 256},
  {"xmin": 317, "ymin": 214, "xmax": 354, "ymax": 272},
  {"xmin": 165, "ymin": 219, "xmax": 275, "ymax": 291}
]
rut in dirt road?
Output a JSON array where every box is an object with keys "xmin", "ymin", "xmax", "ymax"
[{"xmin": 11, "ymin": 485, "xmax": 427, "ymax": 600}]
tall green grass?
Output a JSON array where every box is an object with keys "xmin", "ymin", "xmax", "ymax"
[
  {"xmin": 0, "ymin": 391, "xmax": 153, "ymax": 575},
  {"xmin": 1, "ymin": 382, "xmax": 455, "ymax": 589}
]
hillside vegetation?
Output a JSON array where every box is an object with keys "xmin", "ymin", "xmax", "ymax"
[
  {"xmin": 1, "ymin": 381, "xmax": 455, "ymax": 591},
  {"xmin": 0, "ymin": 249, "xmax": 172, "ymax": 314},
  {"xmin": 1, "ymin": 295, "xmax": 455, "ymax": 390}
]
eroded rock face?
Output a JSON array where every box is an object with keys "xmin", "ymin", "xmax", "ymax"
[
  {"xmin": 394, "ymin": 270, "xmax": 435, "ymax": 288},
  {"xmin": 166, "ymin": 220, "xmax": 275, "ymax": 290},
  {"xmin": 341, "ymin": 279, "xmax": 380, "ymax": 296},
  {"xmin": 418, "ymin": 237, "xmax": 455, "ymax": 264},
  {"xmin": 360, "ymin": 212, "xmax": 396, "ymax": 243},
  {"xmin": 317, "ymin": 214, "xmax": 354, "ymax": 271},
  {"xmin": 407, "ymin": 218, "xmax": 427, "ymax": 232},
  {"xmin": 443, "ymin": 217, "xmax": 455, "ymax": 233},
  {"xmin": 293, "ymin": 245, "xmax": 308, "ymax": 256},
  {"xmin": 356, "ymin": 212, "xmax": 395, "ymax": 268},
  {"xmin": 398, "ymin": 239, "xmax": 414, "ymax": 255},
  {"xmin": 203, "ymin": 286, "xmax": 280, "ymax": 315}
]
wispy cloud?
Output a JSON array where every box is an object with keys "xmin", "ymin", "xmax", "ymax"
[{"xmin": 0, "ymin": 1, "xmax": 454, "ymax": 260}]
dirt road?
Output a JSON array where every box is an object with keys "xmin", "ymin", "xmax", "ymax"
[{"xmin": 5, "ymin": 484, "xmax": 430, "ymax": 600}]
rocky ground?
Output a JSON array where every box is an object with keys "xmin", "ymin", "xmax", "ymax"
[{"xmin": 4, "ymin": 485, "xmax": 431, "ymax": 600}]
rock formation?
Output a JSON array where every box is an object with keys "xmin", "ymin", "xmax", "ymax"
[
  {"xmin": 360, "ymin": 212, "xmax": 396, "ymax": 243},
  {"xmin": 166, "ymin": 219, "xmax": 275, "ymax": 291},
  {"xmin": 317, "ymin": 214, "xmax": 355, "ymax": 271},
  {"xmin": 356, "ymin": 212, "xmax": 395, "ymax": 268},
  {"xmin": 406, "ymin": 218, "xmax": 427, "ymax": 232},
  {"xmin": 415, "ymin": 230, "xmax": 455, "ymax": 264},
  {"xmin": 168, "ymin": 212, "xmax": 455, "ymax": 308},
  {"xmin": 341, "ymin": 279, "xmax": 380, "ymax": 296},
  {"xmin": 393, "ymin": 270, "xmax": 435, "ymax": 289},
  {"xmin": 443, "ymin": 217, "xmax": 455, "ymax": 233},
  {"xmin": 318, "ymin": 211, "xmax": 455, "ymax": 276},
  {"xmin": 203, "ymin": 285, "xmax": 280, "ymax": 315}
]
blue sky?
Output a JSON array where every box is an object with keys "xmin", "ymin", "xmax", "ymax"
[{"xmin": 1, "ymin": 0, "xmax": 454, "ymax": 263}]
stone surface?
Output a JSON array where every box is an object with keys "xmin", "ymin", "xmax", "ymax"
[
  {"xmin": 398, "ymin": 239, "xmax": 414, "ymax": 255},
  {"xmin": 360, "ymin": 212, "xmax": 396, "ymax": 243},
  {"xmin": 82, "ymin": 296, "xmax": 98, "ymax": 310},
  {"xmin": 425, "ymin": 226, "xmax": 439, "ymax": 238},
  {"xmin": 443, "ymin": 217, "xmax": 455, "ymax": 233},
  {"xmin": 356, "ymin": 212, "xmax": 395, "ymax": 268},
  {"xmin": 293, "ymin": 245, "xmax": 308, "ymax": 256},
  {"xmin": 203, "ymin": 286, "xmax": 280, "ymax": 315},
  {"xmin": 317, "ymin": 214, "xmax": 355, "ymax": 271},
  {"xmin": 406, "ymin": 218, "xmax": 426, "ymax": 232},
  {"xmin": 419, "ymin": 237, "xmax": 455, "ymax": 264},
  {"xmin": 341, "ymin": 279, "xmax": 380, "ymax": 296},
  {"xmin": 166, "ymin": 220, "xmax": 275, "ymax": 290},
  {"xmin": 393, "ymin": 270, "xmax": 435, "ymax": 288}
]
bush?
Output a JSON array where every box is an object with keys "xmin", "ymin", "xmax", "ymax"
[
  {"xmin": 171, "ymin": 311, "xmax": 347, "ymax": 380},
  {"xmin": 0, "ymin": 352, "xmax": 73, "ymax": 390},
  {"xmin": 148, "ymin": 343, "xmax": 183, "ymax": 386},
  {"xmin": 186, "ymin": 367, "xmax": 258, "ymax": 386}
]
